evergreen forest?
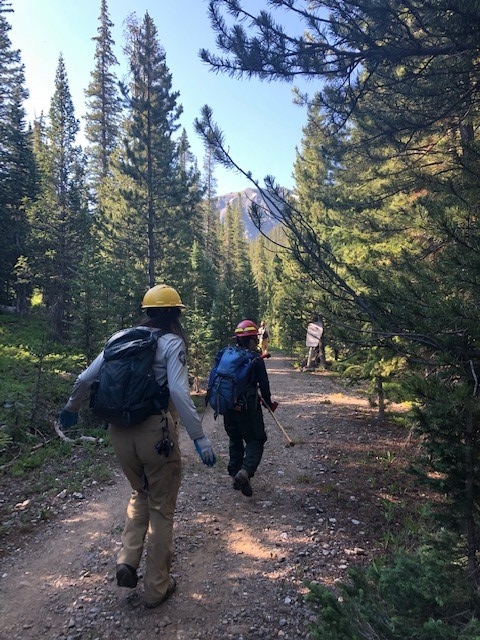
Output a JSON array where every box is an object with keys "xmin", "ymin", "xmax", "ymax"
[{"xmin": 2, "ymin": 1, "xmax": 480, "ymax": 637}]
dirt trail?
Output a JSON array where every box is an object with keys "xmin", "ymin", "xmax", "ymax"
[{"xmin": 0, "ymin": 355, "xmax": 411, "ymax": 640}]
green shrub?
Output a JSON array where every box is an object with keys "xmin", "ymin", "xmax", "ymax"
[
  {"xmin": 307, "ymin": 532, "xmax": 480, "ymax": 640},
  {"xmin": 0, "ymin": 313, "xmax": 87, "ymax": 450}
]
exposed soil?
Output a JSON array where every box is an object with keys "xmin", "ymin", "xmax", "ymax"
[{"xmin": 0, "ymin": 355, "xmax": 425, "ymax": 640}]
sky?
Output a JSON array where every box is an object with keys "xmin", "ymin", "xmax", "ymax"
[{"xmin": 8, "ymin": 0, "xmax": 313, "ymax": 195}]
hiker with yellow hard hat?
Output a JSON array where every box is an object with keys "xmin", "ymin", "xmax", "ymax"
[{"xmin": 58, "ymin": 284, "xmax": 216, "ymax": 608}]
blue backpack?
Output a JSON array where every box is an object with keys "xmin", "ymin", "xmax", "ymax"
[{"xmin": 207, "ymin": 346, "xmax": 258, "ymax": 418}]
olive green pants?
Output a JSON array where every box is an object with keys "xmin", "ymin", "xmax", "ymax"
[{"xmin": 109, "ymin": 412, "xmax": 181, "ymax": 605}]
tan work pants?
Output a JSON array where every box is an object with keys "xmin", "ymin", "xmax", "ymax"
[
  {"xmin": 109, "ymin": 412, "xmax": 182, "ymax": 605},
  {"xmin": 261, "ymin": 338, "xmax": 269, "ymax": 355}
]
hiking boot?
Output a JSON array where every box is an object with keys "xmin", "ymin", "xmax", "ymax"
[
  {"xmin": 234, "ymin": 468, "xmax": 253, "ymax": 497},
  {"xmin": 232, "ymin": 474, "xmax": 241, "ymax": 490},
  {"xmin": 145, "ymin": 576, "xmax": 177, "ymax": 609},
  {"xmin": 116, "ymin": 563, "xmax": 138, "ymax": 588}
]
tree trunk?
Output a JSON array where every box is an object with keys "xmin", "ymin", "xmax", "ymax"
[
  {"xmin": 464, "ymin": 405, "xmax": 480, "ymax": 604},
  {"xmin": 306, "ymin": 346, "xmax": 315, "ymax": 368},
  {"xmin": 376, "ymin": 376, "xmax": 385, "ymax": 424}
]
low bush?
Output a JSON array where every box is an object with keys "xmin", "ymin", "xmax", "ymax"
[{"xmin": 307, "ymin": 531, "xmax": 480, "ymax": 640}]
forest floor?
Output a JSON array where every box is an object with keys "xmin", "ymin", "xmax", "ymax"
[{"xmin": 0, "ymin": 354, "xmax": 428, "ymax": 640}]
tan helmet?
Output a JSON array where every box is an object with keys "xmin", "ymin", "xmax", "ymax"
[{"xmin": 141, "ymin": 284, "xmax": 186, "ymax": 309}]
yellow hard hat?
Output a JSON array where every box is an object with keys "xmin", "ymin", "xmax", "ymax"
[{"xmin": 141, "ymin": 284, "xmax": 186, "ymax": 309}]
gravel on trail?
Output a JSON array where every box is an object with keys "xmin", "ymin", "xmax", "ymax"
[{"xmin": 0, "ymin": 355, "xmax": 414, "ymax": 640}]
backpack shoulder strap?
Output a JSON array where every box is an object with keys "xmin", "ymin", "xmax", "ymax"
[{"xmin": 149, "ymin": 327, "xmax": 168, "ymax": 341}]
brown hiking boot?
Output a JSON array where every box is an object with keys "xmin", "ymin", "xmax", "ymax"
[
  {"xmin": 234, "ymin": 468, "xmax": 253, "ymax": 497},
  {"xmin": 145, "ymin": 576, "xmax": 177, "ymax": 609}
]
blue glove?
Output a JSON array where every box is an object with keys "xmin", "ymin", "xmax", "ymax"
[
  {"xmin": 194, "ymin": 436, "xmax": 216, "ymax": 467},
  {"xmin": 59, "ymin": 408, "xmax": 79, "ymax": 429}
]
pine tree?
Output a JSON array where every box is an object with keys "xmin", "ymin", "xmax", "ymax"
[
  {"xmin": 28, "ymin": 56, "xmax": 88, "ymax": 340},
  {"xmin": 90, "ymin": 143, "xmax": 146, "ymax": 334},
  {"xmin": 219, "ymin": 198, "xmax": 260, "ymax": 327},
  {"xmin": 249, "ymin": 234, "xmax": 270, "ymax": 319},
  {"xmin": 169, "ymin": 128, "xmax": 205, "ymax": 300},
  {"xmin": 201, "ymin": 144, "xmax": 222, "ymax": 267},
  {"xmin": 199, "ymin": 0, "xmax": 480, "ymax": 598},
  {"xmin": 84, "ymin": 0, "xmax": 121, "ymax": 187},
  {"xmin": 80, "ymin": 0, "xmax": 123, "ymax": 351},
  {"xmin": 119, "ymin": 12, "xmax": 183, "ymax": 289},
  {"xmin": 0, "ymin": 0, "xmax": 36, "ymax": 308},
  {"xmin": 183, "ymin": 239, "xmax": 216, "ymax": 381}
]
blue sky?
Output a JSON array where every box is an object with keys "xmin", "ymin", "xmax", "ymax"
[{"xmin": 8, "ymin": 0, "xmax": 312, "ymax": 195}]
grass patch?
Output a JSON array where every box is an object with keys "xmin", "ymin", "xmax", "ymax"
[{"xmin": 0, "ymin": 314, "xmax": 118, "ymax": 547}]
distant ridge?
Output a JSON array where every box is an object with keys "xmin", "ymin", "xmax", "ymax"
[{"xmin": 215, "ymin": 187, "xmax": 282, "ymax": 240}]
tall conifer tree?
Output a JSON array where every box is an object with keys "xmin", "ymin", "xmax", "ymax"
[
  {"xmin": 201, "ymin": 144, "xmax": 222, "ymax": 267},
  {"xmin": 28, "ymin": 56, "xmax": 88, "ymax": 340},
  {"xmin": 119, "ymin": 12, "xmax": 183, "ymax": 289},
  {"xmin": 0, "ymin": 0, "xmax": 36, "ymax": 308},
  {"xmin": 219, "ymin": 198, "xmax": 260, "ymax": 327},
  {"xmin": 81, "ymin": 0, "xmax": 123, "ymax": 347},
  {"xmin": 170, "ymin": 129, "xmax": 205, "ymax": 300},
  {"xmin": 84, "ymin": 0, "xmax": 121, "ymax": 187}
]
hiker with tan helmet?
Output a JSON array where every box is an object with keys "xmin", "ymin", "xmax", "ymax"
[
  {"xmin": 58, "ymin": 284, "xmax": 216, "ymax": 608},
  {"xmin": 207, "ymin": 319, "xmax": 277, "ymax": 497}
]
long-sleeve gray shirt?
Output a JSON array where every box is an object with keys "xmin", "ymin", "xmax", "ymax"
[{"xmin": 64, "ymin": 329, "xmax": 205, "ymax": 442}]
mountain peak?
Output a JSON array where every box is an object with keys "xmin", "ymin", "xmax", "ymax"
[{"xmin": 215, "ymin": 187, "xmax": 279, "ymax": 240}]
